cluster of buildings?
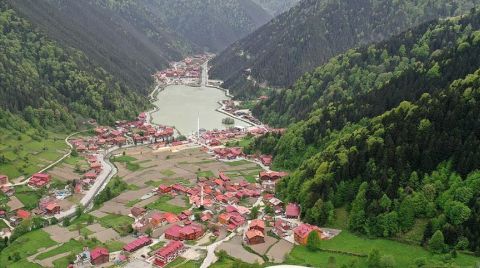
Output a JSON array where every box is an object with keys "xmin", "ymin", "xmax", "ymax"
[
  {"xmin": 153, "ymin": 54, "xmax": 211, "ymax": 86},
  {"xmin": 221, "ymin": 100, "xmax": 262, "ymax": 125}
]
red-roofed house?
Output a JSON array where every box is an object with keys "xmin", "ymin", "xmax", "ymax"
[
  {"xmin": 259, "ymin": 171, "xmax": 288, "ymax": 192},
  {"xmin": 0, "ymin": 175, "xmax": 8, "ymax": 185},
  {"xmin": 164, "ymin": 223, "xmax": 204, "ymax": 241},
  {"xmin": 293, "ymin": 224, "xmax": 326, "ymax": 245},
  {"xmin": 90, "ymin": 247, "xmax": 109, "ymax": 265},
  {"xmin": 28, "ymin": 173, "xmax": 51, "ymax": 188},
  {"xmin": 260, "ymin": 155, "xmax": 273, "ymax": 166},
  {"xmin": 131, "ymin": 207, "xmax": 147, "ymax": 218},
  {"xmin": 17, "ymin": 209, "xmax": 30, "ymax": 220},
  {"xmin": 154, "ymin": 241, "xmax": 185, "ymax": 267},
  {"xmin": 123, "ymin": 236, "xmax": 152, "ymax": 252},
  {"xmin": 157, "ymin": 185, "xmax": 172, "ymax": 194},
  {"xmin": 245, "ymin": 229, "xmax": 265, "ymax": 245},
  {"xmin": 249, "ymin": 219, "xmax": 265, "ymax": 233},
  {"xmin": 285, "ymin": 203, "xmax": 300, "ymax": 219},
  {"xmin": 45, "ymin": 203, "xmax": 60, "ymax": 215},
  {"xmin": 218, "ymin": 172, "xmax": 231, "ymax": 182}
]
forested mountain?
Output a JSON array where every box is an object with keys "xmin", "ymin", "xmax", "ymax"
[
  {"xmin": 0, "ymin": 1, "xmax": 146, "ymax": 130},
  {"xmin": 7, "ymin": 0, "xmax": 194, "ymax": 93},
  {"xmin": 8, "ymin": 0, "xmax": 272, "ymax": 92},
  {"xmin": 252, "ymin": 0, "xmax": 300, "ymax": 16},
  {"xmin": 153, "ymin": 0, "xmax": 273, "ymax": 52},
  {"xmin": 210, "ymin": 0, "xmax": 480, "ymax": 98},
  {"xmin": 247, "ymin": 9, "xmax": 480, "ymax": 254}
]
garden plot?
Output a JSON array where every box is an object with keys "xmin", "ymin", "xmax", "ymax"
[{"xmin": 216, "ymin": 236, "xmax": 264, "ymax": 264}]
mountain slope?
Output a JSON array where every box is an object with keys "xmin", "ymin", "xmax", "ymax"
[
  {"xmin": 252, "ymin": 0, "xmax": 300, "ymax": 16},
  {"xmin": 246, "ymin": 9, "xmax": 480, "ymax": 254},
  {"xmin": 7, "ymin": 0, "xmax": 194, "ymax": 93},
  {"xmin": 153, "ymin": 0, "xmax": 273, "ymax": 52},
  {"xmin": 0, "ymin": 1, "xmax": 146, "ymax": 129},
  {"xmin": 210, "ymin": 0, "xmax": 480, "ymax": 97}
]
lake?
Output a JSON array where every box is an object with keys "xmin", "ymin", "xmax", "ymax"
[{"xmin": 151, "ymin": 85, "xmax": 250, "ymax": 135}]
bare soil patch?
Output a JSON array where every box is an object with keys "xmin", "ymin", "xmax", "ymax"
[
  {"xmin": 43, "ymin": 225, "xmax": 78, "ymax": 243},
  {"xmin": 217, "ymin": 235, "xmax": 264, "ymax": 264},
  {"xmin": 266, "ymin": 239, "xmax": 294, "ymax": 263}
]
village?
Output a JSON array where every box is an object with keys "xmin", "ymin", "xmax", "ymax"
[
  {"xmin": 0, "ymin": 54, "xmax": 340, "ymax": 268},
  {"xmin": 0, "ymin": 107, "xmax": 339, "ymax": 267},
  {"xmin": 153, "ymin": 54, "xmax": 213, "ymax": 87}
]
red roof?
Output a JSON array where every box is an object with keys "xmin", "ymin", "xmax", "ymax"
[
  {"xmin": 17, "ymin": 209, "xmax": 31, "ymax": 219},
  {"xmin": 294, "ymin": 224, "xmax": 322, "ymax": 239},
  {"xmin": 249, "ymin": 219, "xmax": 265, "ymax": 230},
  {"xmin": 123, "ymin": 236, "xmax": 152, "ymax": 252},
  {"xmin": 90, "ymin": 247, "xmax": 109, "ymax": 261},
  {"xmin": 285, "ymin": 203, "xmax": 300, "ymax": 218},
  {"xmin": 155, "ymin": 241, "xmax": 184, "ymax": 258},
  {"xmin": 32, "ymin": 173, "xmax": 50, "ymax": 179},
  {"xmin": 219, "ymin": 172, "xmax": 231, "ymax": 181}
]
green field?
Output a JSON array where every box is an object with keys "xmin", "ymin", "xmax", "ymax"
[
  {"xmin": 196, "ymin": 170, "xmax": 214, "ymax": 178},
  {"xmin": 160, "ymin": 169, "xmax": 176, "ymax": 177},
  {"xmin": 0, "ymin": 230, "xmax": 56, "ymax": 266},
  {"xmin": 286, "ymin": 231, "xmax": 480, "ymax": 267},
  {"xmin": 14, "ymin": 185, "xmax": 42, "ymax": 210},
  {"xmin": 0, "ymin": 129, "xmax": 67, "ymax": 179},
  {"xmin": 145, "ymin": 195, "xmax": 187, "ymax": 214},
  {"xmin": 98, "ymin": 213, "xmax": 134, "ymax": 234}
]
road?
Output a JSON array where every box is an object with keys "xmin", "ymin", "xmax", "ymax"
[{"xmin": 10, "ymin": 131, "xmax": 83, "ymax": 186}]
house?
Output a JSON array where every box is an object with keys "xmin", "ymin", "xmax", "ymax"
[
  {"xmin": 178, "ymin": 210, "xmax": 193, "ymax": 221},
  {"xmin": 114, "ymin": 136, "xmax": 127, "ymax": 145},
  {"xmin": 200, "ymin": 211, "xmax": 213, "ymax": 222},
  {"xmin": 45, "ymin": 203, "xmax": 60, "ymax": 215},
  {"xmin": 154, "ymin": 241, "xmax": 185, "ymax": 267},
  {"xmin": 157, "ymin": 185, "xmax": 172, "ymax": 194},
  {"xmin": 28, "ymin": 173, "xmax": 51, "ymax": 188},
  {"xmin": 90, "ymin": 247, "xmax": 109, "ymax": 265},
  {"xmin": 260, "ymin": 155, "xmax": 273, "ymax": 166},
  {"xmin": 17, "ymin": 209, "xmax": 31, "ymax": 220},
  {"xmin": 90, "ymin": 162, "xmax": 102, "ymax": 173},
  {"xmin": 245, "ymin": 229, "xmax": 265, "ymax": 245},
  {"xmin": 273, "ymin": 219, "xmax": 291, "ymax": 238},
  {"xmin": 259, "ymin": 171, "xmax": 288, "ymax": 192},
  {"xmin": 293, "ymin": 224, "xmax": 325, "ymax": 245},
  {"xmin": 84, "ymin": 172, "xmax": 97, "ymax": 180},
  {"xmin": 285, "ymin": 203, "xmax": 300, "ymax": 219},
  {"xmin": 131, "ymin": 207, "xmax": 147, "ymax": 218},
  {"xmin": 0, "ymin": 175, "xmax": 8, "ymax": 185},
  {"xmin": 1, "ymin": 185, "xmax": 14, "ymax": 197},
  {"xmin": 123, "ymin": 236, "xmax": 152, "ymax": 252},
  {"xmin": 164, "ymin": 223, "xmax": 204, "ymax": 241},
  {"xmin": 249, "ymin": 219, "xmax": 265, "ymax": 233},
  {"xmin": 218, "ymin": 172, "xmax": 231, "ymax": 182}
]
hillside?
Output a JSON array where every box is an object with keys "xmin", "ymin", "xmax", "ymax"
[
  {"xmin": 247, "ymin": 9, "xmax": 480, "ymax": 254},
  {"xmin": 153, "ymin": 0, "xmax": 273, "ymax": 52},
  {"xmin": 0, "ymin": 1, "xmax": 146, "ymax": 130},
  {"xmin": 210, "ymin": 0, "xmax": 480, "ymax": 98},
  {"xmin": 7, "ymin": 0, "xmax": 195, "ymax": 93},
  {"xmin": 252, "ymin": 0, "xmax": 300, "ymax": 16}
]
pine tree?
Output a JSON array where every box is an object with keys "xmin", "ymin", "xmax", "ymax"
[{"xmin": 429, "ymin": 230, "xmax": 446, "ymax": 253}]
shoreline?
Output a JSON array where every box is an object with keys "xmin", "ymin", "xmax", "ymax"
[{"xmin": 148, "ymin": 59, "xmax": 257, "ymax": 134}]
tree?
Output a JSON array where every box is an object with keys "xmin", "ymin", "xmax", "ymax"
[
  {"xmin": 429, "ymin": 230, "xmax": 446, "ymax": 253},
  {"xmin": 349, "ymin": 182, "xmax": 368, "ymax": 232},
  {"xmin": 250, "ymin": 206, "xmax": 260, "ymax": 219},
  {"xmin": 445, "ymin": 201, "xmax": 471, "ymax": 225},
  {"xmin": 145, "ymin": 227, "xmax": 153, "ymax": 237},
  {"xmin": 63, "ymin": 217, "xmax": 71, "ymax": 227},
  {"xmin": 379, "ymin": 255, "xmax": 396, "ymax": 268},
  {"xmin": 306, "ymin": 230, "xmax": 320, "ymax": 251},
  {"xmin": 367, "ymin": 249, "xmax": 381, "ymax": 268}
]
